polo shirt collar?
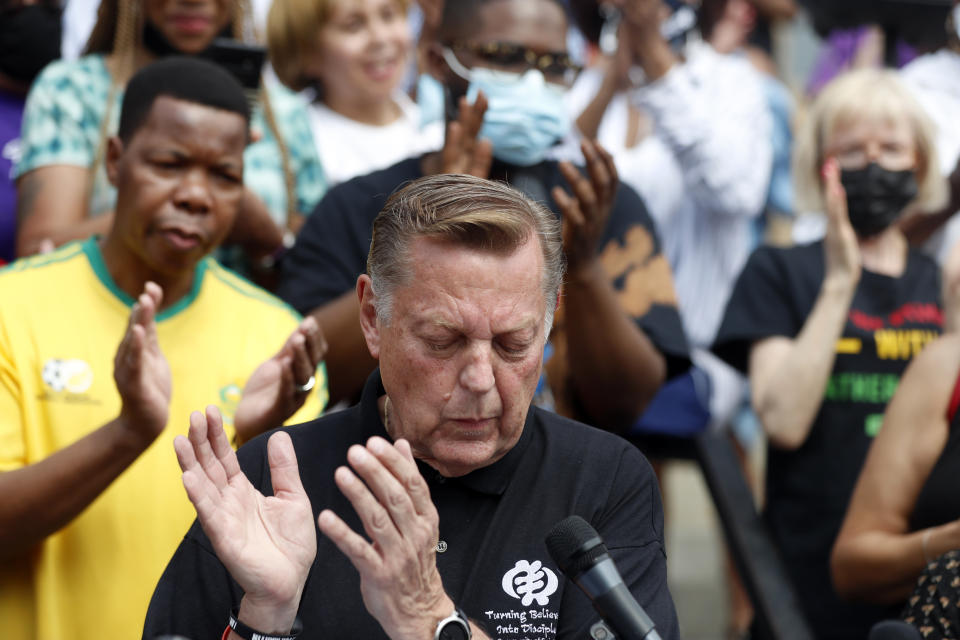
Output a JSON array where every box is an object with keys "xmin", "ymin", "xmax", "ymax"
[
  {"xmin": 82, "ymin": 236, "xmax": 208, "ymax": 321},
  {"xmin": 359, "ymin": 370, "xmax": 535, "ymax": 496},
  {"xmin": 359, "ymin": 368, "xmax": 391, "ymax": 440}
]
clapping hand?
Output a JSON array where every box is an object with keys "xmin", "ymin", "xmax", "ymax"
[
  {"xmin": 175, "ymin": 406, "xmax": 316, "ymax": 634},
  {"xmin": 176, "ymin": 417, "xmax": 473, "ymax": 638},
  {"xmin": 439, "ymin": 92, "xmax": 493, "ymax": 178},
  {"xmin": 234, "ymin": 316, "xmax": 327, "ymax": 443},
  {"xmin": 553, "ymin": 139, "xmax": 619, "ymax": 278},
  {"xmin": 317, "ymin": 436, "xmax": 463, "ymax": 640},
  {"xmin": 114, "ymin": 281, "xmax": 171, "ymax": 444},
  {"xmin": 821, "ymin": 158, "xmax": 862, "ymax": 290}
]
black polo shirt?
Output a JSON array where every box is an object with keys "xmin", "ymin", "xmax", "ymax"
[{"xmin": 143, "ymin": 371, "xmax": 680, "ymax": 640}]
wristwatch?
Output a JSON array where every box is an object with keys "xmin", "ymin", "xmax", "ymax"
[{"xmin": 434, "ymin": 606, "xmax": 471, "ymax": 640}]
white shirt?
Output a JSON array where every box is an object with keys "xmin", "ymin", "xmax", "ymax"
[
  {"xmin": 901, "ymin": 49, "xmax": 960, "ymax": 263},
  {"xmin": 308, "ymin": 91, "xmax": 443, "ymax": 187},
  {"xmin": 558, "ymin": 41, "xmax": 773, "ymax": 427},
  {"xmin": 562, "ymin": 40, "xmax": 773, "ymax": 351}
]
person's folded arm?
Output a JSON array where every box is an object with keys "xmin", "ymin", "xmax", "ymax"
[{"xmin": 832, "ymin": 334, "xmax": 960, "ymax": 603}]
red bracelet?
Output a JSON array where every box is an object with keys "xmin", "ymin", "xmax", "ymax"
[{"xmin": 222, "ymin": 625, "xmax": 232, "ymax": 640}]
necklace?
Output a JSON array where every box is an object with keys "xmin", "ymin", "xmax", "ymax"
[{"xmin": 384, "ymin": 396, "xmax": 390, "ymax": 431}]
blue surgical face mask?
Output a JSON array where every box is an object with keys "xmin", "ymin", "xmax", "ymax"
[{"xmin": 442, "ymin": 48, "xmax": 571, "ymax": 167}]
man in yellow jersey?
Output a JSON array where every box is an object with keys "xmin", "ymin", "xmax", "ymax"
[{"xmin": 0, "ymin": 57, "xmax": 328, "ymax": 640}]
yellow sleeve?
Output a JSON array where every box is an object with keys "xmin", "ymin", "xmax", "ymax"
[{"xmin": 285, "ymin": 361, "xmax": 329, "ymax": 425}]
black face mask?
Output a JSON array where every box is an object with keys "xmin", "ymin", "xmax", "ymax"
[
  {"xmin": 142, "ymin": 18, "xmax": 183, "ymax": 58},
  {"xmin": 0, "ymin": 4, "xmax": 62, "ymax": 87},
  {"xmin": 840, "ymin": 162, "xmax": 918, "ymax": 237}
]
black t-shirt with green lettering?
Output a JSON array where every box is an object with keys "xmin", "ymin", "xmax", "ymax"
[{"xmin": 713, "ymin": 240, "xmax": 943, "ymax": 640}]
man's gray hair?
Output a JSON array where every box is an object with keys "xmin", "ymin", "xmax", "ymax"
[{"xmin": 367, "ymin": 173, "xmax": 565, "ymax": 332}]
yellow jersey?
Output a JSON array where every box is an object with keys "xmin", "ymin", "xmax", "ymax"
[{"xmin": 0, "ymin": 238, "xmax": 328, "ymax": 640}]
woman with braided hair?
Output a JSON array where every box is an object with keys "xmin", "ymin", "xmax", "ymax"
[{"xmin": 14, "ymin": 0, "xmax": 326, "ymax": 279}]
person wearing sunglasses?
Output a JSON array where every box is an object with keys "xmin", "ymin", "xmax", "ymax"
[
  {"xmin": 277, "ymin": 0, "xmax": 691, "ymax": 437},
  {"xmin": 561, "ymin": 0, "xmax": 776, "ymax": 443}
]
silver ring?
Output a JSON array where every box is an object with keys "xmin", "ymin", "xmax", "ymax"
[{"xmin": 295, "ymin": 375, "xmax": 316, "ymax": 394}]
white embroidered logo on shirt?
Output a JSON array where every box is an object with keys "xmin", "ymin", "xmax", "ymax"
[
  {"xmin": 42, "ymin": 358, "xmax": 93, "ymax": 393},
  {"xmin": 502, "ymin": 560, "xmax": 559, "ymax": 606}
]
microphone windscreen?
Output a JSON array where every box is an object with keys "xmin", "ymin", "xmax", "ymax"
[{"xmin": 545, "ymin": 515, "xmax": 608, "ymax": 576}]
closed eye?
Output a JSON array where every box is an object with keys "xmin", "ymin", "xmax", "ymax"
[
  {"xmin": 424, "ymin": 334, "xmax": 462, "ymax": 353},
  {"xmin": 495, "ymin": 339, "xmax": 533, "ymax": 359},
  {"xmin": 214, "ymin": 168, "xmax": 242, "ymax": 184},
  {"xmin": 152, "ymin": 159, "xmax": 183, "ymax": 170}
]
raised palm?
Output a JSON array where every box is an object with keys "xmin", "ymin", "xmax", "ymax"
[
  {"xmin": 174, "ymin": 406, "xmax": 316, "ymax": 607},
  {"xmin": 114, "ymin": 282, "xmax": 172, "ymax": 439},
  {"xmin": 822, "ymin": 158, "xmax": 862, "ymax": 286},
  {"xmin": 235, "ymin": 317, "xmax": 327, "ymax": 442}
]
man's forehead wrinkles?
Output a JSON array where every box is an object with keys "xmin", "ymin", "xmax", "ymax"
[
  {"xmin": 411, "ymin": 303, "xmax": 538, "ymax": 336},
  {"xmin": 414, "ymin": 315, "xmax": 459, "ymax": 332}
]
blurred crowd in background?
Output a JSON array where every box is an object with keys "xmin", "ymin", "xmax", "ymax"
[{"xmin": 5, "ymin": 0, "xmax": 960, "ymax": 639}]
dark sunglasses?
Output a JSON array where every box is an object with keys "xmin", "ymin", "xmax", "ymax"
[{"xmin": 451, "ymin": 40, "xmax": 581, "ymax": 86}]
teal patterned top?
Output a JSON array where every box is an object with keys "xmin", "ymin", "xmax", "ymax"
[{"xmin": 16, "ymin": 55, "xmax": 326, "ymax": 226}]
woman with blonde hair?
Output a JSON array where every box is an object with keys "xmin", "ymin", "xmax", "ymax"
[
  {"xmin": 15, "ymin": 0, "xmax": 325, "ymax": 272},
  {"xmin": 711, "ymin": 68, "xmax": 948, "ymax": 639},
  {"xmin": 267, "ymin": 0, "xmax": 443, "ymax": 186}
]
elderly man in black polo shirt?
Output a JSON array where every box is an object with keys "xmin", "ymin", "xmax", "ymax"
[{"xmin": 143, "ymin": 174, "xmax": 680, "ymax": 640}]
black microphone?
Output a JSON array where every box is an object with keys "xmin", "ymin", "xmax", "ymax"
[{"xmin": 545, "ymin": 515, "xmax": 662, "ymax": 640}]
